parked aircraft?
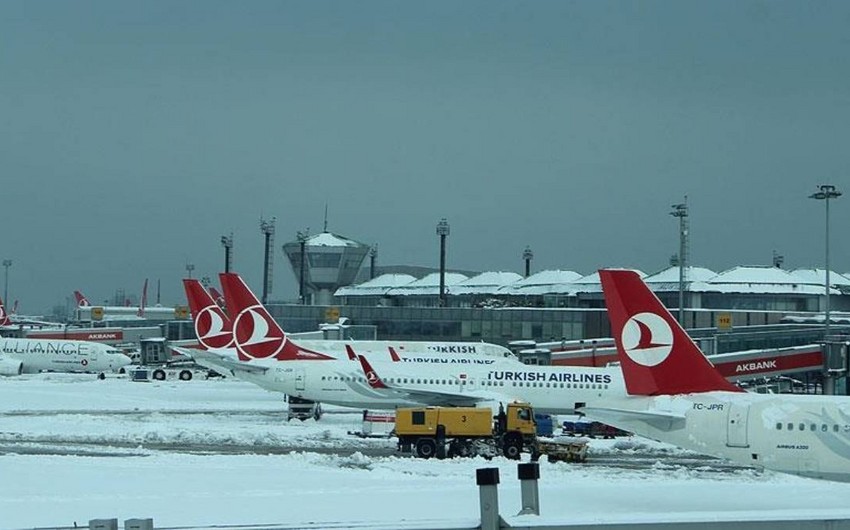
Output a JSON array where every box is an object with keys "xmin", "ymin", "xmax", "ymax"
[
  {"xmin": 178, "ymin": 274, "xmax": 625, "ymax": 413},
  {"xmin": 0, "ymin": 336, "xmax": 131, "ymax": 376},
  {"xmin": 582, "ymin": 269, "xmax": 850, "ymax": 482},
  {"xmin": 74, "ymin": 283, "xmax": 179, "ymax": 321},
  {"xmin": 183, "ymin": 275, "xmax": 514, "ymax": 361},
  {"xmin": 177, "ymin": 273, "xmax": 625, "ymax": 413}
]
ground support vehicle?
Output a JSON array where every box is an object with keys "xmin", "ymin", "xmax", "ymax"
[
  {"xmin": 395, "ymin": 402, "xmax": 537, "ymax": 460},
  {"xmin": 348, "ymin": 410, "xmax": 396, "ymax": 437},
  {"xmin": 287, "ymin": 396, "xmax": 323, "ymax": 421},
  {"xmin": 532, "ymin": 439, "xmax": 589, "ymax": 463},
  {"xmin": 129, "ymin": 363, "xmax": 214, "ymax": 382}
]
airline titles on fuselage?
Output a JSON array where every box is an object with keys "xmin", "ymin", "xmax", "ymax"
[
  {"xmin": 487, "ymin": 370, "xmax": 613, "ymax": 384},
  {"xmin": 426, "ymin": 345, "xmax": 479, "ymax": 354},
  {"xmin": 1, "ymin": 340, "xmax": 94, "ymax": 356},
  {"xmin": 399, "ymin": 357, "xmax": 497, "ymax": 365}
]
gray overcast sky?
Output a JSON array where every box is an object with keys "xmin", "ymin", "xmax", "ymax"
[{"xmin": 2, "ymin": 1, "xmax": 850, "ymax": 313}]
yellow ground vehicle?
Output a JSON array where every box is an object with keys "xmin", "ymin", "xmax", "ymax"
[{"xmin": 395, "ymin": 402, "xmax": 538, "ymax": 459}]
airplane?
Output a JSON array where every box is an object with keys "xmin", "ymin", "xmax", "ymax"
[
  {"xmin": 183, "ymin": 275, "xmax": 514, "ymax": 361},
  {"xmin": 0, "ymin": 296, "xmax": 64, "ymax": 331},
  {"xmin": 0, "ymin": 336, "xmax": 131, "ymax": 376},
  {"xmin": 74, "ymin": 283, "xmax": 180, "ymax": 322},
  {"xmin": 581, "ymin": 268, "xmax": 850, "ymax": 482},
  {"xmin": 177, "ymin": 274, "xmax": 625, "ymax": 413}
]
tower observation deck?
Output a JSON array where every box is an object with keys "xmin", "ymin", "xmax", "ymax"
[{"xmin": 282, "ymin": 231, "xmax": 369, "ymax": 306}]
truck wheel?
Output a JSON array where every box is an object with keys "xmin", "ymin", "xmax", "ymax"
[
  {"xmin": 179, "ymin": 370, "xmax": 193, "ymax": 381},
  {"xmin": 503, "ymin": 433, "xmax": 523, "ymax": 460},
  {"xmin": 152, "ymin": 369, "xmax": 166, "ymax": 381},
  {"xmin": 415, "ymin": 439, "xmax": 437, "ymax": 459},
  {"xmin": 435, "ymin": 425, "xmax": 447, "ymax": 459}
]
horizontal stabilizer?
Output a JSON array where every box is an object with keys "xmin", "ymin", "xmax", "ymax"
[
  {"xmin": 175, "ymin": 347, "xmax": 268, "ymax": 375},
  {"xmin": 580, "ymin": 406, "xmax": 685, "ymax": 432}
]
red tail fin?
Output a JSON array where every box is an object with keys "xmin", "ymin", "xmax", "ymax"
[
  {"xmin": 345, "ymin": 344, "xmax": 358, "ymax": 361},
  {"xmin": 0, "ymin": 296, "xmax": 10, "ymax": 326},
  {"xmin": 357, "ymin": 355, "xmax": 388, "ymax": 389},
  {"xmin": 599, "ymin": 269, "xmax": 741, "ymax": 396},
  {"xmin": 74, "ymin": 291, "xmax": 90, "ymax": 307},
  {"xmin": 208, "ymin": 287, "xmax": 226, "ymax": 310},
  {"xmin": 388, "ymin": 347, "xmax": 402, "ymax": 362},
  {"xmin": 219, "ymin": 273, "xmax": 333, "ymax": 362},
  {"xmin": 183, "ymin": 279, "xmax": 233, "ymax": 350}
]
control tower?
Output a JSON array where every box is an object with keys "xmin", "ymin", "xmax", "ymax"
[{"xmin": 282, "ymin": 231, "xmax": 370, "ymax": 306}]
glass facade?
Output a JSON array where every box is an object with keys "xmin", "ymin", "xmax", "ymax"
[{"xmin": 266, "ymin": 303, "xmax": 808, "ymax": 346}]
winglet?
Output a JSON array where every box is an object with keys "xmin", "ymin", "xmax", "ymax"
[
  {"xmin": 345, "ymin": 344, "xmax": 358, "ymax": 361},
  {"xmin": 388, "ymin": 347, "xmax": 402, "ymax": 362},
  {"xmin": 358, "ymin": 355, "xmax": 388, "ymax": 389},
  {"xmin": 599, "ymin": 269, "xmax": 741, "ymax": 395}
]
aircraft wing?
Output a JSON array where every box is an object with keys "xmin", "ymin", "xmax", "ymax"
[
  {"xmin": 386, "ymin": 386, "xmax": 497, "ymax": 408},
  {"xmin": 174, "ymin": 347, "xmax": 268, "ymax": 375},
  {"xmin": 579, "ymin": 406, "xmax": 686, "ymax": 431},
  {"xmin": 356, "ymin": 354, "xmax": 506, "ymax": 408}
]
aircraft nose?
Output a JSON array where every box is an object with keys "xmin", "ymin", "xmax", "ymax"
[{"xmin": 114, "ymin": 353, "xmax": 132, "ymax": 367}]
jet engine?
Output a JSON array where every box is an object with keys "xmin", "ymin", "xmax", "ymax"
[{"xmin": 0, "ymin": 358, "xmax": 23, "ymax": 376}]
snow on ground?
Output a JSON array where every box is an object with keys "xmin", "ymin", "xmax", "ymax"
[{"xmin": 3, "ymin": 374, "xmax": 850, "ymax": 529}]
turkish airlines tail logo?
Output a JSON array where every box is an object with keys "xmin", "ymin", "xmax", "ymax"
[
  {"xmin": 220, "ymin": 272, "xmax": 333, "ymax": 362},
  {"xmin": 183, "ymin": 279, "xmax": 234, "ymax": 350},
  {"xmin": 74, "ymin": 291, "xmax": 91, "ymax": 307},
  {"xmin": 599, "ymin": 269, "xmax": 741, "ymax": 396},
  {"xmin": 0, "ymin": 296, "xmax": 9, "ymax": 326},
  {"xmin": 357, "ymin": 355, "xmax": 388, "ymax": 389}
]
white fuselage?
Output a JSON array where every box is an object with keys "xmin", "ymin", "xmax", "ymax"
[
  {"xmin": 294, "ymin": 340, "xmax": 513, "ymax": 359},
  {"xmin": 0, "ymin": 338, "xmax": 131, "ymax": 375},
  {"xmin": 203, "ymin": 354, "xmax": 625, "ymax": 414},
  {"xmin": 592, "ymin": 392, "xmax": 850, "ymax": 482}
]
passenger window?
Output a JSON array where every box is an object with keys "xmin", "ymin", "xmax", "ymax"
[
  {"xmin": 799, "ymin": 423, "xmax": 806, "ymax": 431},
  {"xmin": 835, "ymin": 425, "xmax": 840, "ymax": 432},
  {"xmin": 810, "ymin": 424, "xmax": 817, "ymax": 432},
  {"xmin": 776, "ymin": 423, "xmax": 782, "ymax": 430},
  {"xmin": 787, "ymin": 423, "xmax": 794, "ymax": 431},
  {"xmin": 822, "ymin": 425, "xmax": 828, "ymax": 432}
]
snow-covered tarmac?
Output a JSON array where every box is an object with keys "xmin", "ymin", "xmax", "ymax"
[{"xmin": 3, "ymin": 374, "xmax": 850, "ymax": 529}]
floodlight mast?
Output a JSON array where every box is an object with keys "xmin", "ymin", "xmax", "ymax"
[
  {"xmin": 260, "ymin": 217, "xmax": 276, "ymax": 304},
  {"xmin": 436, "ymin": 219, "xmax": 450, "ymax": 307},
  {"xmin": 809, "ymin": 185, "xmax": 842, "ymax": 339},
  {"xmin": 220, "ymin": 234, "xmax": 233, "ymax": 273},
  {"xmin": 670, "ymin": 197, "xmax": 689, "ymax": 326},
  {"xmin": 2, "ymin": 259, "xmax": 11, "ymax": 308},
  {"xmin": 523, "ymin": 246, "xmax": 533, "ymax": 278}
]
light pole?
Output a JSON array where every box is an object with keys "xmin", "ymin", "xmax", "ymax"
[
  {"xmin": 296, "ymin": 230, "xmax": 309, "ymax": 305},
  {"xmin": 810, "ymin": 185, "xmax": 842, "ymax": 338},
  {"xmin": 185, "ymin": 262, "xmax": 195, "ymax": 279},
  {"xmin": 2, "ymin": 259, "xmax": 10, "ymax": 305},
  {"xmin": 436, "ymin": 219, "xmax": 450, "ymax": 307},
  {"xmin": 522, "ymin": 246, "xmax": 533, "ymax": 278},
  {"xmin": 260, "ymin": 217, "xmax": 276, "ymax": 305},
  {"xmin": 220, "ymin": 233, "xmax": 233, "ymax": 273},
  {"xmin": 370, "ymin": 244, "xmax": 378, "ymax": 280},
  {"xmin": 670, "ymin": 197, "xmax": 689, "ymax": 326}
]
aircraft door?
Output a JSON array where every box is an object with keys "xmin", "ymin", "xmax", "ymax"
[
  {"xmin": 726, "ymin": 403, "xmax": 750, "ymax": 448},
  {"xmin": 295, "ymin": 369, "xmax": 306, "ymax": 392}
]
